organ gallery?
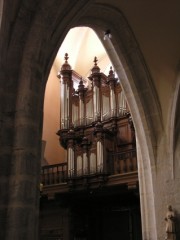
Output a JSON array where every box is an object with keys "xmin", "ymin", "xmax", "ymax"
[
  {"xmin": 57, "ymin": 53, "xmax": 136, "ymax": 183},
  {"xmin": 39, "ymin": 54, "xmax": 141, "ymax": 239}
]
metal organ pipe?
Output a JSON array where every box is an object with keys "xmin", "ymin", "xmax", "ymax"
[
  {"xmin": 94, "ymin": 122, "xmax": 104, "ymax": 173},
  {"xmin": 118, "ymin": 91, "xmax": 126, "ymax": 116},
  {"xmin": 97, "ymin": 141, "xmax": 103, "ymax": 172},
  {"xmin": 77, "ymin": 79, "xmax": 86, "ymax": 126},
  {"xmin": 89, "ymin": 57, "xmax": 101, "ymax": 122},
  {"xmin": 107, "ymin": 67, "xmax": 117, "ymax": 118},
  {"xmin": 83, "ymin": 152, "xmax": 88, "ymax": 174},
  {"xmin": 57, "ymin": 53, "xmax": 72, "ymax": 129},
  {"xmin": 66, "ymin": 84, "xmax": 70, "ymax": 128},
  {"xmin": 81, "ymin": 137, "xmax": 89, "ymax": 175},
  {"xmin": 60, "ymin": 80, "xmax": 69, "ymax": 129},
  {"xmin": 57, "ymin": 55, "xmax": 130, "ymax": 179},
  {"xmin": 79, "ymin": 99, "xmax": 84, "ymax": 125},
  {"xmin": 110, "ymin": 89, "xmax": 116, "ymax": 117},
  {"xmin": 66, "ymin": 128, "xmax": 75, "ymax": 177},
  {"xmin": 60, "ymin": 81, "xmax": 65, "ymax": 129},
  {"xmin": 68, "ymin": 147, "xmax": 74, "ymax": 176},
  {"xmin": 93, "ymin": 85, "xmax": 100, "ymax": 121},
  {"xmin": 77, "ymin": 155, "xmax": 82, "ymax": 176}
]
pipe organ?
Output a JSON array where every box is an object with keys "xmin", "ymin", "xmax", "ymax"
[{"xmin": 57, "ymin": 53, "xmax": 135, "ymax": 180}]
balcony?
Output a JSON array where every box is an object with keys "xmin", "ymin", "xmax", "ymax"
[{"xmin": 41, "ymin": 148, "xmax": 138, "ymax": 199}]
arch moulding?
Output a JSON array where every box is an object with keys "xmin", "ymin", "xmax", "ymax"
[{"xmin": 73, "ymin": 3, "xmax": 162, "ymax": 240}]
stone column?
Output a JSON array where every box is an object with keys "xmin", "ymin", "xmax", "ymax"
[{"xmin": 4, "ymin": 72, "xmax": 43, "ymax": 240}]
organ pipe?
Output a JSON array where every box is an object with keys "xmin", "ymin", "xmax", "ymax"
[
  {"xmin": 77, "ymin": 79, "xmax": 87, "ymax": 126},
  {"xmin": 57, "ymin": 54, "xmax": 131, "ymax": 179},
  {"xmin": 77, "ymin": 155, "xmax": 82, "ymax": 176},
  {"xmin": 94, "ymin": 122, "xmax": 104, "ymax": 173},
  {"xmin": 118, "ymin": 91, "xmax": 127, "ymax": 116},
  {"xmin": 97, "ymin": 141, "xmax": 103, "ymax": 172},
  {"xmin": 93, "ymin": 85, "xmax": 100, "ymax": 121},
  {"xmin": 60, "ymin": 82, "xmax": 65, "ymax": 128},
  {"xmin": 81, "ymin": 137, "xmax": 89, "ymax": 175},
  {"xmin": 68, "ymin": 147, "xmax": 74, "ymax": 176},
  {"xmin": 67, "ymin": 129, "xmax": 75, "ymax": 177},
  {"xmin": 83, "ymin": 152, "xmax": 88, "ymax": 174},
  {"xmin": 107, "ymin": 66, "xmax": 117, "ymax": 117},
  {"xmin": 88, "ymin": 57, "xmax": 102, "ymax": 122},
  {"xmin": 57, "ymin": 53, "xmax": 72, "ymax": 129},
  {"xmin": 110, "ymin": 89, "xmax": 116, "ymax": 117},
  {"xmin": 90, "ymin": 153, "xmax": 96, "ymax": 174}
]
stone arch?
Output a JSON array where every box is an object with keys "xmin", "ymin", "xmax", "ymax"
[
  {"xmin": 73, "ymin": 4, "xmax": 162, "ymax": 239},
  {"xmin": 170, "ymin": 71, "xmax": 180, "ymax": 179},
  {"xmin": 0, "ymin": 1, "xmax": 163, "ymax": 239},
  {"xmin": 165, "ymin": 70, "xmax": 180, "ymax": 239}
]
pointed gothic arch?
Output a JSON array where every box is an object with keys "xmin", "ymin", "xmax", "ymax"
[
  {"xmin": 71, "ymin": 4, "xmax": 162, "ymax": 240},
  {"xmin": 0, "ymin": 1, "xmax": 164, "ymax": 239},
  {"xmin": 171, "ymin": 71, "xmax": 180, "ymax": 178}
]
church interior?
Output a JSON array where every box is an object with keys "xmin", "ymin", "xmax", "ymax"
[{"xmin": 0, "ymin": 1, "xmax": 180, "ymax": 240}]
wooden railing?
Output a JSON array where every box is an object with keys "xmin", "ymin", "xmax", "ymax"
[
  {"xmin": 107, "ymin": 149, "xmax": 137, "ymax": 175},
  {"xmin": 41, "ymin": 149, "xmax": 137, "ymax": 187},
  {"xmin": 41, "ymin": 163, "xmax": 67, "ymax": 185}
]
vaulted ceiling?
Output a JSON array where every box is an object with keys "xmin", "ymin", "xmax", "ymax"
[{"xmin": 54, "ymin": 27, "xmax": 111, "ymax": 77}]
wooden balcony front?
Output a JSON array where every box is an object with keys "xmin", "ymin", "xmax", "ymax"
[{"xmin": 41, "ymin": 148, "xmax": 138, "ymax": 199}]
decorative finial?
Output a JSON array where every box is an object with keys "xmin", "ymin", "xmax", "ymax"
[
  {"xmin": 89, "ymin": 56, "xmax": 100, "ymax": 75},
  {"xmin": 109, "ymin": 66, "xmax": 113, "ymax": 73},
  {"xmin": 107, "ymin": 66, "xmax": 117, "ymax": 85},
  {"xmin": 64, "ymin": 53, "xmax": 69, "ymax": 63},
  {"xmin": 108, "ymin": 66, "xmax": 115, "ymax": 78},
  {"xmin": 60, "ymin": 53, "xmax": 71, "ymax": 71},
  {"xmin": 94, "ymin": 57, "xmax": 98, "ymax": 66},
  {"xmin": 78, "ymin": 77, "xmax": 85, "ymax": 92},
  {"xmin": 79, "ymin": 77, "xmax": 83, "ymax": 85}
]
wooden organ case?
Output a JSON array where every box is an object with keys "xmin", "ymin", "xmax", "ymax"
[
  {"xmin": 56, "ymin": 53, "xmax": 137, "ymax": 190},
  {"xmin": 39, "ymin": 54, "xmax": 141, "ymax": 240}
]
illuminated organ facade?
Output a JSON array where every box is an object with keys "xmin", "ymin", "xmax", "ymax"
[{"xmin": 57, "ymin": 54, "xmax": 136, "ymax": 181}]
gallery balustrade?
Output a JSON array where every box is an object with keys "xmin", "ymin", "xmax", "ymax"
[{"xmin": 41, "ymin": 148, "xmax": 137, "ymax": 187}]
